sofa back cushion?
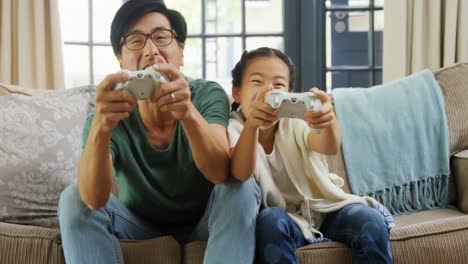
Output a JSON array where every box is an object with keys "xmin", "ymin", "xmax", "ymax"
[
  {"xmin": 0, "ymin": 86, "xmax": 95, "ymax": 229},
  {"xmin": 327, "ymin": 63, "xmax": 468, "ymax": 197},
  {"xmin": 434, "ymin": 63, "xmax": 468, "ymax": 154}
]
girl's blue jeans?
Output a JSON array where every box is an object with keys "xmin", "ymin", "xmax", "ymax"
[{"xmin": 256, "ymin": 204, "xmax": 393, "ymax": 264}]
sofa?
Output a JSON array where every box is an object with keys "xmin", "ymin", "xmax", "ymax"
[{"xmin": 0, "ymin": 63, "xmax": 467, "ymax": 264}]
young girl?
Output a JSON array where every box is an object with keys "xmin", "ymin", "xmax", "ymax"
[{"xmin": 228, "ymin": 47, "xmax": 394, "ymax": 264}]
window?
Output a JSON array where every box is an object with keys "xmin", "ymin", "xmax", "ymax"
[
  {"xmin": 165, "ymin": 0, "xmax": 284, "ymax": 93},
  {"xmin": 326, "ymin": 0, "xmax": 384, "ymax": 92},
  {"xmin": 59, "ymin": 0, "xmax": 383, "ymax": 93},
  {"xmin": 59, "ymin": 0, "xmax": 283, "ymax": 93},
  {"xmin": 59, "ymin": 0, "xmax": 124, "ymax": 88},
  {"xmin": 285, "ymin": 0, "xmax": 384, "ymax": 93}
]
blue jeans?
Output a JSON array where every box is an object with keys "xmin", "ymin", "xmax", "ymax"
[
  {"xmin": 58, "ymin": 178, "xmax": 261, "ymax": 264},
  {"xmin": 256, "ymin": 204, "xmax": 393, "ymax": 264}
]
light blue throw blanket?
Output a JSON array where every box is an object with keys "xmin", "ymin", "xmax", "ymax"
[{"xmin": 333, "ymin": 70, "xmax": 450, "ymax": 215}]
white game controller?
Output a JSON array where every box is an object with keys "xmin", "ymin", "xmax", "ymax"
[
  {"xmin": 113, "ymin": 67, "xmax": 169, "ymax": 100},
  {"xmin": 265, "ymin": 89, "xmax": 322, "ymax": 133}
]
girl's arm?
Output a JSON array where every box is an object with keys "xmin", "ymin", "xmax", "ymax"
[
  {"xmin": 231, "ymin": 87, "xmax": 279, "ymax": 181},
  {"xmin": 230, "ymin": 122, "xmax": 259, "ymax": 181},
  {"xmin": 304, "ymin": 88, "xmax": 341, "ymax": 155},
  {"xmin": 306, "ymin": 119, "xmax": 341, "ymax": 155}
]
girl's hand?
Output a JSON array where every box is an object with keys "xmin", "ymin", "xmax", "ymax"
[
  {"xmin": 246, "ymin": 87, "xmax": 280, "ymax": 129},
  {"xmin": 304, "ymin": 88, "xmax": 336, "ymax": 130}
]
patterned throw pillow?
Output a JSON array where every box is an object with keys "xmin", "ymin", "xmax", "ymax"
[{"xmin": 0, "ymin": 86, "xmax": 95, "ymax": 229}]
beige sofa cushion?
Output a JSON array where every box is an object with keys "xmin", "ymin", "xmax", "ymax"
[
  {"xmin": 0, "ymin": 86, "xmax": 95, "ymax": 228},
  {"xmin": 183, "ymin": 208, "xmax": 468, "ymax": 264},
  {"xmin": 434, "ymin": 63, "xmax": 468, "ymax": 154},
  {"xmin": 0, "ymin": 83, "xmax": 47, "ymax": 96},
  {"xmin": 0, "ymin": 222, "xmax": 181, "ymax": 264},
  {"xmin": 0, "ymin": 86, "xmax": 8, "ymax": 96},
  {"xmin": 451, "ymin": 150, "xmax": 468, "ymax": 213}
]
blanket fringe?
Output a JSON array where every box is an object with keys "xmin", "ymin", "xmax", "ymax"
[{"xmin": 365, "ymin": 175, "xmax": 449, "ymax": 215}]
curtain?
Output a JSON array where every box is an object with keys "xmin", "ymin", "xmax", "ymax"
[
  {"xmin": 383, "ymin": 0, "xmax": 468, "ymax": 82},
  {"xmin": 0, "ymin": 0, "xmax": 65, "ymax": 90}
]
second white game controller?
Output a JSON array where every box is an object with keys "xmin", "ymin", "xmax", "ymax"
[
  {"xmin": 265, "ymin": 89, "xmax": 322, "ymax": 133},
  {"xmin": 265, "ymin": 90, "xmax": 322, "ymax": 117},
  {"xmin": 114, "ymin": 67, "xmax": 169, "ymax": 100}
]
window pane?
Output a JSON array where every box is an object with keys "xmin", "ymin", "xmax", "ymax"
[
  {"xmin": 59, "ymin": 0, "xmax": 88, "ymax": 42},
  {"xmin": 326, "ymin": 11, "xmax": 369, "ymax": 67},
  {"xmin": 63, "ymin": 45, "xmax": 90, "ymax": 88},
  {"xmin": 326, "ymin": 71, "xmax": 332, "ymax": 93},
  {"xmin": 326, "ymin": 0, "xmax": 378, "ymax": 8},
  {"xmin": 93, "ymin": 46, "xmax": 120, "ymax": 85},
  {"xmin": 374, "ymin": 10, "xmax": 384, "ymax": 67},
  {"xmin": 206, "ymin": 38, "xmax": 243, "ymax": 94},
  {"xmin": 246, "ymin": 37, "xmax": 284, "ymax": 51},
  {"xmin": 205, "ymin": 0, "xmax": 241, "ymax": 34},
  {"xmin": 327, "ymin": 1, "xmax": 384, "ymax": 9},
  {"xmin": 93, "ymin": 0, "xmax": 122, "ymax": 43},
  {"xmin": 182, "ymin": 38, "xmax": 203, "ymax": 79},
  {"xmin": 245, "ymin": 0, "xmax": 283, "ymax": 33},
  {"xmin": 327, "ymin": 70, "xmax": 371, "ymax": 90},
  {"xmin": 165, "ymin": 0, "xmax": 202, "ymax": 35},
  {"xmin": 375, "ymin": 0, "xmax": 384, "ymax": 7},
  {"xmin": 374, "ymin": 70, "xmax": 382, "ymax": 85}
]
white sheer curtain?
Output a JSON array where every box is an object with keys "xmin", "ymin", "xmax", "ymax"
[
  {"xmin": 383, "ymin": 0, "xmax": 468, "ymax": 82},
  {"xmin": 0, "ymin": 0, "xmax": 65, "ymax": 90}
]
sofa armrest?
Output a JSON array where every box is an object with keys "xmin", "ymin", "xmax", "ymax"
[{"xmin": 451, "ymin": 150, "xmax": 468, "ymax": 213}]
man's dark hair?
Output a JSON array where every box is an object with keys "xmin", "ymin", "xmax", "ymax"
[{"xmin": 110, "ymin": 1, "xmax": 187, "ymax": 55}]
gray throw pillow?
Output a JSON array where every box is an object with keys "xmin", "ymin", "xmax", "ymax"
[{"xmin": 0, "ymin": 86, "xmax": 95, "ymax": 229}]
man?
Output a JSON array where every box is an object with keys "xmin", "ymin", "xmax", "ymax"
[{"xmin": 58, "ymin": 2, "xmax": 260, "ymax": 264}]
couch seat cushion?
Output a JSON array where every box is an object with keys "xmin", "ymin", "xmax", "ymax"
[
  {"xmin": 0, "ymin": 221, "xmax": 182, "ymax": 264},
  {"xmin": 182, "ymin": 208, "xmax": 468, "ymax": 264}
]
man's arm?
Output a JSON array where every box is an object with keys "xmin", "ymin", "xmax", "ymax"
[
  {"xmin": 79, "ymin": 72, "xmax": 137, "ymax": 210},
  {"xmin": 154, "ymin": 64, "xmax": 230, "ymax": 184},
  {"xmin": 78, "ymin": 128, "xmax": 114, "ymax": 210},
  {"xmin": 180, "ymin": 110, "xmax": 230, "ymax": 184}
]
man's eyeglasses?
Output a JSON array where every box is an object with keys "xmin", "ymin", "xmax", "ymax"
[{"xmin": 120, "ymin": 29, "xmax": 177, "ymax": 51}]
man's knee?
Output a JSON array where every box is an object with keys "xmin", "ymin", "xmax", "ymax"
[
  {"xmin": 58, "ymin": 183, "xmax": 89, "ymax": 228},
  {"xmin": 217, "ymin": 177, "xmax": 261, "ymax": 205},
  {"xmin": 212, "ymin": 177, "xmax": 261, "ymax": 221}
]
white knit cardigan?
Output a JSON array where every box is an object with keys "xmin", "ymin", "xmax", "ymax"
[{"xmin": 228, "ymin": 111, "xmax": 393, "ymax": 240}]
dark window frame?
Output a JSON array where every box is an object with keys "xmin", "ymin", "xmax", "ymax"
[
  {"xmin": 63, "ymin": 0, "xmax": 285, "ymax": 85},
  {"xmin": 284, "ymin": 0, "xmax": 383, "ymax": 92},
  {"xmin": 63, "ymin": 0, "xmax": 126, "ymax": 85},
  {"xmin": 188, "ymin": 0, "xmax": 284, "ymax": 79}
]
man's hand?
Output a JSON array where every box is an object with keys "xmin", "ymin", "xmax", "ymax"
[
  {"xmin": 151, "ymin": 64, "xmax": 192, "ymax": 120},
  {"xmin": 304, "ymin": 88, "xmax": 336, "ymax": 130},
  {"xmin": 245, "ymin": 87, "xmax": 280, "ymax": 129},
  {"xmin": 93, "ymin": 71, "xmax": 138, "ymax": 134}
]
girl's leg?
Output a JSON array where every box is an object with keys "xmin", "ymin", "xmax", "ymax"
[
  {"xmin": 320, "ymin": 204, "xmax": 393, "ymax": 264},
  {"xmin": 256, "ymin": 207, "xmax": 307, "ymax": 264}
]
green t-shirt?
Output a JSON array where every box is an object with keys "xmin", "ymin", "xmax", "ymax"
[{"xmin": 82, "ymin": 78, "xmax": 229, "ymax": 225}]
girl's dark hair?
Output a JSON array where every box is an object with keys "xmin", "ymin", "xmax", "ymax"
[
  {"xmin": 231, "ymin": 47, "xmax": 295, "ymax": 111},
  {"xmin": 111, "ymin": 1, "xmax": 187, "ymax": 56}
]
